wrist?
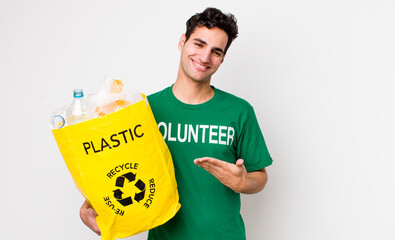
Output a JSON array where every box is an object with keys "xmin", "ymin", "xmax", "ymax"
[{"xmin": 234, "ymin": 175, "xmax": 250, "ymax": 193}]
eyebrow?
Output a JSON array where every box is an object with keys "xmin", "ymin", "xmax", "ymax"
[{"xmin": 193, "ymin": 38, "xmax": 225, "ymax": 54}]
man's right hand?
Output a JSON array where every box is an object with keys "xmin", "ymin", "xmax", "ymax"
[{"xmin": 80, "ymin": 200, "xmax": 101, "ymax": 236}]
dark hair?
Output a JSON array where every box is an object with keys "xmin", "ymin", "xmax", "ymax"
[{"xmin": 185, "ymin": 7, "xmax": 238, "ymax": 54}]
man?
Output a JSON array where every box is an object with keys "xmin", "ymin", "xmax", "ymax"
[{"xmin": 80, "ymin": 7, "xmax": 272, "ymax": 240}]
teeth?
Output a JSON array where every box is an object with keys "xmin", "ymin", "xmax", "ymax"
[{"xmin": 194, "ymin": 61, "xmax": 207, "ymax": 70}]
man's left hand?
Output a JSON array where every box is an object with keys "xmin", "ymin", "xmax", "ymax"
[
  {"xmin": 194, "ymin": 157, "xmax": 268, "ymax": 194},
  {"xmin": 194, "ymin": 157, "xmax": 249, "ymax": 193}
]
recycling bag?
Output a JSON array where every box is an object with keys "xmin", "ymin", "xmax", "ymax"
[{"xmin": 52, "ymin": 96, "xmax": 181, "ymax": 240}]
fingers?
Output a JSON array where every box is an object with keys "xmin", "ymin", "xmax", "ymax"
[
  {"xmin": 235, "ymin": 159, "xmax": 244, "ymax": 167},
  {"xmin": 80, "ymin": 200, "xmax": 101, "ymax": 236},
  {"xmin": 193, "ymin": 158, "xmax": 248, "ymax": 193},
  {"xmin": 194, "ymin": 157, "xmax": 244, "ymax": 168},
  {"xmin": 194, "ymin": 157, "xmax": 214, "ymax": 164},
  {"xmin": 193, "ymin": 157, "xmax": 246, "ymax": 177},
  {"xmin": 194, "ymin": 157, "xmax": 227, "ymax": 166}
]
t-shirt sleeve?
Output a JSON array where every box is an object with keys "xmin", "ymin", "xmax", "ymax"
[{"xmin": 236, "ymin": 107, "xmax": 273, "ymax": 172}]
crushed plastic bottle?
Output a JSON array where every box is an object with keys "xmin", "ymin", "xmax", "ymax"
[{"xmin": 87, "ymin": 78, "xmax": 143, "ymax": 118}]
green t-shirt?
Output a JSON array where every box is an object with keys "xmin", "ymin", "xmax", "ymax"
[{"xmin": 147, "ymin": 86, "xmax": 272, "ymax": 240}]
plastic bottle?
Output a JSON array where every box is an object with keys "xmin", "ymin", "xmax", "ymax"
[{"xmin": 66, "ymin": 89, "xmax": 88, "ymax": 125}]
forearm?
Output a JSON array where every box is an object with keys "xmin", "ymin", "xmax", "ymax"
[{"xmin": 238, "ymin": 168, "xmax": 268, "ymax": 194}]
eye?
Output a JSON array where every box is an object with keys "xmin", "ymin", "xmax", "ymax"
[
  {"xmin": 195, "ymin": 43, "xmax": 203, "ymax": 47},
  {"xmin": 213, "ymin": 51, "xmax": 222, "ymax": 57}
]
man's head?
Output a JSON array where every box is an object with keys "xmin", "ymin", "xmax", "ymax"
[
  {"xmin": 185, "ymin": 7, "xmax": 238, "ymax": 55},
  {"xmin": 176, "ymin": 8, "xmax": 238, "ymax": 84}
]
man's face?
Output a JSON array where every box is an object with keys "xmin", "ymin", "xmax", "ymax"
[{"xmin": 178, "ymin": 26, "xmax": 228, "ymax": 83}]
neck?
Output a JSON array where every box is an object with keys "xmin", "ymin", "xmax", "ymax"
[{"xmin": 173, "ymin": 69, "xmax": 214, "ymax": 104}]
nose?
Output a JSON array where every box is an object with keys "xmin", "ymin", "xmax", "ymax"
[{"xmin": 200, "ymin": 49, "xmax": 211, "ymax": 63}]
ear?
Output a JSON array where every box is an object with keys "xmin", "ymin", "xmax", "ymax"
[
  {"xmin": 178, "ymin": 34, "xmax": 186, "ymax": 51},
  {"xmin": 220, "ymin": 54, "xmax": 226, "ymax": 64}
]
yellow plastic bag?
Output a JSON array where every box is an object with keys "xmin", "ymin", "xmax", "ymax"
[{"xmin": 52, "ymin": 95, "xmax": 181, "ymax": 240}]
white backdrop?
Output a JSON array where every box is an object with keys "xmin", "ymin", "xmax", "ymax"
[{"xmin": 1, "ymin": 0, "xmax": 394, "ymax": 239}]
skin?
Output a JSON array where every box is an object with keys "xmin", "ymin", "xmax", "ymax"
[
  {"xmin": 194, "ymin": 158, "xmax": 268, "ymax": 194},
  {"xmin": 80, "ymin": 200, "xmax": 101, "ymax": 235},
  {"xmin": 80, "ymin": 26, "xmax": 268, "ymax": 235}
]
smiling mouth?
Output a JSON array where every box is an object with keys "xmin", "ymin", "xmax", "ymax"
[{"xmin": 192, "ymin": 59, "xmax": 210, "ymax": 71}]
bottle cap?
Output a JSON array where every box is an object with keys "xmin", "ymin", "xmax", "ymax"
[
  {"xmin": 73, "ymin": 89, "xmax": 84, "ymax": 98},
  {"xmin": 51, "ymin": 115, "xmax": 66, "ymax": 129}
]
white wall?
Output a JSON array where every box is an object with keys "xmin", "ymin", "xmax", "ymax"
[{"xmin": 1, "ymin": 0, "xmax": 394, "ymax": 239}]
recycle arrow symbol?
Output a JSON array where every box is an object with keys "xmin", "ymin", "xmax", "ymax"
[
  {"xmin": 113, "ymin": 188, "xmax": 133, "ymax": 206},
  {"xmin": 115, "ymin": 172, "xmax": 136, "ymax": 188},
  {"xmin": 117, "ymin": 196, "xmax": 133, "ymax": 206},
  {"xmin": 134, "ymin": 179, "xmax": 146, "ymax": 202},
  {"xmin": 113, "ymin": 189, "xmax": 124, "ymax": 199},
  {"xmin": 112, "ymin": 172, "xmax": 146, "ymax": 207}
]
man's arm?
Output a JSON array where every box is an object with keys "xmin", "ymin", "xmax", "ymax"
[
  {"xmin": 194, "ymin": 157, "xmax": 268, "ymax": 194},
  {"xmin": 80, "ymin": 200, "xmax": 101, "ymax": 236}
]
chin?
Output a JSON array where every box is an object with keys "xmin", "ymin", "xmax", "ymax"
[{"xmin": 191, "ymin": 77, "xmax": 211, "ymax": 84}]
